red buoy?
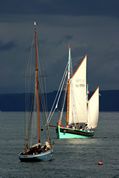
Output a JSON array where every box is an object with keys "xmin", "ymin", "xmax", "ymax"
[{"xmin": 98, "ymin": 160, "xmax": 103, "ymax": 165}]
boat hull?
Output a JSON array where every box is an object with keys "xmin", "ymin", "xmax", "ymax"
[
  {"xmin": 19, "ymin": 149, "xmax": 53, "ymax": 162},
  {"xmin": 57, "ymin": 126, "xmax": 94, "ymax": 139}
]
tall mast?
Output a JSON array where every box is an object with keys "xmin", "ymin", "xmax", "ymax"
[
  {"xmin": 68, "ymin": 47, "xmax": 71, "ymax": 80},
  {"xmin": 66, "ymin": 47, "xmax": 71, "ymax": 125},
  {"xmin": 34, "ymin": 22, "xmax": 40, "ymax": 143}
]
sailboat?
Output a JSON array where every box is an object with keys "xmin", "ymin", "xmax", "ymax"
[
  {"xmin": 53, "ymin": 48, "xmax": 99, "ymax": 139},
  {"xmin": 19, "ymin": 22, "xmax": 53, "ymax": 161}
]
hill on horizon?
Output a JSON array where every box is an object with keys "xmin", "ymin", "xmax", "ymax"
[{"xmin": 0, "ymin": 90, "xmax": 119, "ymax": 111}]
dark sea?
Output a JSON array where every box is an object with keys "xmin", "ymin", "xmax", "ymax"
[{"xmin": 0, "ymin": 112, "xmax": 119, "ymax": 178}]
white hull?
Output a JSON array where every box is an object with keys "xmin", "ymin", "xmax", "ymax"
[{"xmin": 19, "ymin": 149, "xmax": 53, "ymax": 162}]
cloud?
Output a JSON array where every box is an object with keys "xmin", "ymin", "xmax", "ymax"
[
  {"xmin": 0, "ymin": 40, "xmax": 17, "ymax": 51},
  {"xmin": 0, "ymin": 0, "xmax": 119, "ymax": 18},
  {"xmin": 0, "ymin": 9, "xmax": 119, "ymax": 93}
]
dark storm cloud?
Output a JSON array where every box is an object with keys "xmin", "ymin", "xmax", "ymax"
[
  {"xmin": 53, "ymin": 35, "xmax": 73, "ymax": 48},
  {"xmin": 0, "ymin": 40, "xmax": 17, "ymax": 51},
  {"xmin": 0, "ymin": 0, "xmax": 119, "ymax": 17},
  {"xmin": 0, "ymin": 0, "xmax": 119, "ymax": 92}
]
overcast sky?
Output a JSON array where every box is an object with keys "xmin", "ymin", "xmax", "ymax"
[{"xmin": 0, "ymin": 0, "xmax": 119, "ymax": 93}]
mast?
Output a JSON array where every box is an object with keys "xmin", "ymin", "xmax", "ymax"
[
  {"xmin": 34, "ymin": 22, "xmax": 40, "ymax": 143},
  {"xmin": 66, "ymin": 47, "xmax": 71, "ymax": 125}
]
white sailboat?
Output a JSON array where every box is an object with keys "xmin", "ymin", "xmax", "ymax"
[{"xmin": 48, "ymin": 47, "xmax": 99, "ymax": 139}]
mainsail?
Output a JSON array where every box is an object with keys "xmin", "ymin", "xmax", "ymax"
[
  {"xmin": 87, "ymin": 87, "xmax": 99, "ymax": 129},
  {"xmin": 68, "ymin": 56, "xmax": 88, "ymax": 124}
]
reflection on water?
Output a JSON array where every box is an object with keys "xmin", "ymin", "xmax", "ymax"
[{"xmin": 65, "ymin": 138, "xmax": 99, "ymax": 145}]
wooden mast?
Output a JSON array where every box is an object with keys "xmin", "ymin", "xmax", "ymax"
[
  {"xmin": 66, "ymin": 47, "xmax": 71, "ymax": 125},
  {"xmin": 34, "ymin": 22, "xmax": 40, "ymax": 143}
]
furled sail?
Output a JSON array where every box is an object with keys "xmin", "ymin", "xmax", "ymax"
[
  {"xmin": 87, "ymin": 87, "xmax": 99, "ymax": 129},
  {"xmin": 68, "ymin": 56, "xmax": 88, "ymax": 124}
]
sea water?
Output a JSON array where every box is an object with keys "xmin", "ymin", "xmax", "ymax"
[{"xmin": 0, "ymin": 112, "xmax": 119, "ymax": 178}]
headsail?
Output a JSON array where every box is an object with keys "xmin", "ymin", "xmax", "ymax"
[
  {"xmin": 87, "ymin": 87, "xmax": 99, "ymax": 129},
  {"xmin": 68, "ymin": 55, "xmax": 88, "ymax": 124}
]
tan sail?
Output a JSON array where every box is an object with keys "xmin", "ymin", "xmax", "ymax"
[
  {"xmin": 87, "ymin": 87, "xmax": 99, "ymax": 129},
  {"xmin": 68, "ymin": 55, "xmax": 88, "ymax": 124}
]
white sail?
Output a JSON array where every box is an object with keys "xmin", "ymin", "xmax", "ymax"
[
  {"xmin": 68, "ymin": 55, "xmax": 88, "ymax": 124},
  {"xmin": 87, "ymin": 87, "xmax": 99, "ymax": 129}
]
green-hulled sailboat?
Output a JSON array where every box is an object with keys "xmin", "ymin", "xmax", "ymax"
[{"xmin": 48, "ymin": 48, "xmax": 99, "ymax": 139}]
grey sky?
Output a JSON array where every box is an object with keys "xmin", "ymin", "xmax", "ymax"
[{"xmin": 0, "ymin": 0, "xmax": 119, "ymax": 93}]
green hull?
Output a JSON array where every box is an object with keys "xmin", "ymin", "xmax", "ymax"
[{"xmin": 57, "ymin": 126, "xmax": 94, "ymax": 139}]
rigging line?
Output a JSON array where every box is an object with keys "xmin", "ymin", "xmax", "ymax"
[
  {"xmin": 25, "ymin": 45, "xmax": 34, "ymax": 92},
  {"xmin": 25, "ymin": 36, "xmax": 34, "ymax": 87},
  {"xmin": 40, "ymin": 60, "xmax": 48, "ymax": 118},
  {"xmin": 47, "ymin": 63, "xmax": 68, "ymax": 123},
  {"xmin": 40, "ymin": 75, "xmax": 47, "ymax": 110},
  {"xmin": 47, "ymin": 62, "xmax": 68, "ymax": 123},
  {"xmin": 53, "ymin": 71, "xmax": 67, "ymax": 111},
  {"xmin": 38, "ymin": 66, "xmax": 49, "ymax": 141},
  {"xmin": 59, "ymin": 77, "xmax": 68, "ymax": 121},
  {"xmin": 24, "ymin": 37, "xmax": 34, "ymax": 147},
  {"xmin": 39, "ymin": 71, "xmax": 51, "ymax": 141},
  {"xmin": 39, "ymin": 70, "xmax": 48, "ymax": 120},
  {"xmin": 38, "ymin": 51, "xmax": 48, "ymax": 119},
  {"xmin": 25, "ymin": 94, "xmax": 34, "ymax": 144},
  {"xmin": 25, "ymin": 43, "xmax": 34, "ymax": 110},
  {"xmin": 47, "ymin": 67, "xmax": 68, "ymax": 124},
  {"xmin": 25, "ymin": 33, "xmax": 38, "ymax": 146}
]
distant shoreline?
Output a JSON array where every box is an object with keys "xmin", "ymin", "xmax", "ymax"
[{"xmin": 0, "ymin": 90, "xmax": 119, "ymax": 111}]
